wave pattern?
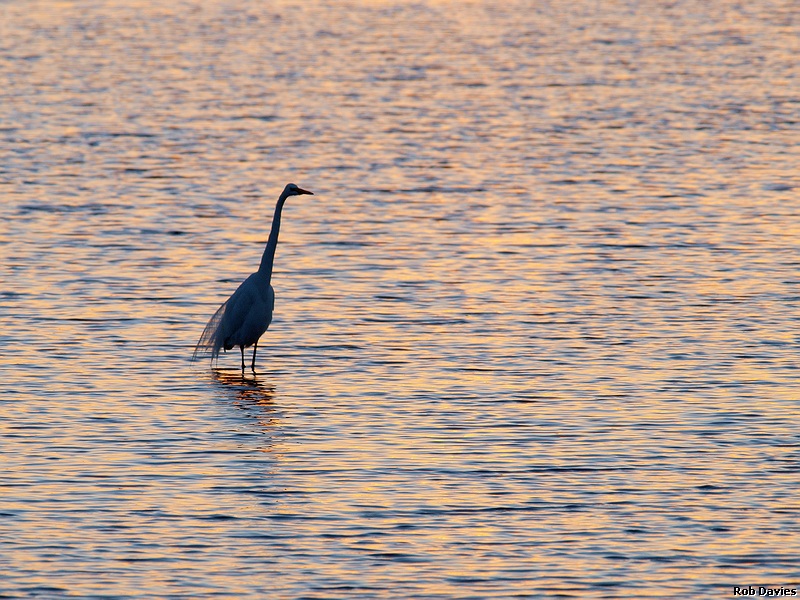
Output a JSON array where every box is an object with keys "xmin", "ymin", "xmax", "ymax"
[{"xmin": 1, "ymin": 0, "xmax": 798, "ymax": 597}]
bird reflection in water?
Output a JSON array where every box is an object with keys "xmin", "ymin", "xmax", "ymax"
[{"xmin": 211, "ymin": 369, "xmax": 280, "ymax": 444}]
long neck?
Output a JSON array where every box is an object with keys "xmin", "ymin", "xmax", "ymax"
[{"xmin": 258, "ymin": 193, "xmax": 288, "ymax": 280}]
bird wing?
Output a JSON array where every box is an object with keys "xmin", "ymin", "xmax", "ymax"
[
  {"xmin": 214, "ymin": 275, "xmax": 273, "ymax": 348},
  {"xmin": 192, "ymin": 274, "xmax": 273, "ymax": 365},
  {"xmin": 191, "ymin": 298, "xmax": 228, "ymax": 364}
]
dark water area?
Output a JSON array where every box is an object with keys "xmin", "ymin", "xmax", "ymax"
[{"xmin": 1, "ymin": 0, "xmax": 798, "ymax": 597}]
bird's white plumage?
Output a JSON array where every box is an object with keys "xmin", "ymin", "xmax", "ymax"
[{"xmin": 192, "ymin": 183, "xmax": 313, "ymax": 370}]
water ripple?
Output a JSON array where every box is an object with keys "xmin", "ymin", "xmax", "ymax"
[{"xmin": 1, "ymin": 0, "xmax": 799, "ymax": 598}]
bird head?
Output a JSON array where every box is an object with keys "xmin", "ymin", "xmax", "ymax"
[{"xmin": 284, "ymin": 183, "xmax": 314, "ymax": 197}]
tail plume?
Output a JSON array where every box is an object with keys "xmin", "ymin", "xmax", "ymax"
[{"xmin": 191, "ymin": 299, "xmax": 228, "ymax": 364}]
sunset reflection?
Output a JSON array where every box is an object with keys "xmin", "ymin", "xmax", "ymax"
[
  {"xmin": 1, "ymin": 0, "xmax": 798, "ymax": 597},
  {"xmin": 213, "ymin": 369, "xmax": 276, "ymax": 409}
]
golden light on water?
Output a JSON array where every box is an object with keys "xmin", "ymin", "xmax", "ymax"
[{"xmin": 1, "ymin": 0, "xmax": 799, "ymax": 596}]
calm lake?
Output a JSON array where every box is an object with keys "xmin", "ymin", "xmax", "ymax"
[{"xmin": 1, "ymin": 0, "xmax": 798, "ymax": 597}]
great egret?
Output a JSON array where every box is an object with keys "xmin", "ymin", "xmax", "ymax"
[{"xmin": 192, "ymin": 183, "xmax": 314, "ymax": 370}]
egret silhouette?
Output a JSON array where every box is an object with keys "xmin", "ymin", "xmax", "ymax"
[{"xmin": 192, "ymin": 183, "xmax": 314, "ymax": 370}]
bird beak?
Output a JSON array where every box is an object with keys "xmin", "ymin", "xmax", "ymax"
[{"xmin": 297, "ymin": 187, "xmax": 314, "ymax": 195}]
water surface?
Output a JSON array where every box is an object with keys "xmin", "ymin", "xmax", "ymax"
[{"xmin": 1, "ymin": 0, "xmax": 799, "ymax": 597}]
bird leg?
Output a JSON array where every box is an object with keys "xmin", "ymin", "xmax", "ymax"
[
  {"xmin": 251, "ymin": 342, "xmax": 258, "ymax": 371},
  {"xmin": 240, "ymin": 346, "xmax": 245, "ymax": 371}
]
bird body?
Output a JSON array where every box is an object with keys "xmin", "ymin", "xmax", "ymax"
[
  {"xmin": 193, "ymin": 183, "xmax": 313, "ymax": 370},
  {"xmin": 220, "ymin": 272, "xmax": 275, "ymax": 350}
]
